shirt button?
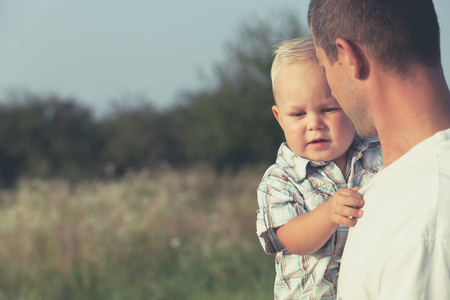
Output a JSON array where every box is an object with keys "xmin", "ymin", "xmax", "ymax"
[{"xmin": 312, "ymin": 199, "xmax": 318, "ymax": 206}]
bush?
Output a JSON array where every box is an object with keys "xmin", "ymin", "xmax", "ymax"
[{"xmin": 0, "ymin": 167, "xmax": 274, "ymax": 299}]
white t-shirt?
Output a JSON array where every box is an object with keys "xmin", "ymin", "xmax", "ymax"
[{"xmin": 337, "ymin": 129, "xmax": 450, "ymax": 300}]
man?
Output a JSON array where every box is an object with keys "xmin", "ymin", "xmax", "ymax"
[{"xmin": 308, "ymin": 0, "xmax": 450, "ymax": 299}]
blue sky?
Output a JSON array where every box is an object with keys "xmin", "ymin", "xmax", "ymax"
[{"xmin": 0, "ymin": 0, "xmax": 449, "ymax": 116}]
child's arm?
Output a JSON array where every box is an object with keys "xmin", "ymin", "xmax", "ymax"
[{"xmin": 275, "ymin": 187, "xmax": 363, "ymax": 255}]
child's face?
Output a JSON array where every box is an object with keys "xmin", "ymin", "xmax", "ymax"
[{"xmin": 272, "ymin": 62, "xmax": 355, "ymax": 168}]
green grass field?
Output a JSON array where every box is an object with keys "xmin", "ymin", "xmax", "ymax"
[{"xmin": 0, "ymin": 166, "xmax": 275, "ymax": 299}]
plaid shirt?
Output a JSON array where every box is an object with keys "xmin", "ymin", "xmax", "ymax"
[{"xmin": 257, "ymin": 135, "xmax": 382, "ymax": 300}]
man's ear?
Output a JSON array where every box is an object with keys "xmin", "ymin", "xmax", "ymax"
[
  {"xmin": 272, "ymin": 105, "xmax": 283, "ymax": 129},
  {"xmin": 335, "ymin": 38, "xmax": 368, "ymax": 79}
]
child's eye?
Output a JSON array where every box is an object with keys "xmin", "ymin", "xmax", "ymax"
[
  {"xmin": 292, "ymin": 112, "xmax": 306, "ymax": 117},
  {"xmin": 323, "ymin": 108, "xmax": 339, "ymax": 113}
]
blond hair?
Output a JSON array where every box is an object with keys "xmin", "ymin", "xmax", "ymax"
[{"xmin": 271, "ymin": 36, "xmax": 317, "ymax": 88}]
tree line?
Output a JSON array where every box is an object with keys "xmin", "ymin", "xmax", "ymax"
[{"xmin": 0, "ymin": 11, "xmax": 307, "ymax": 186}]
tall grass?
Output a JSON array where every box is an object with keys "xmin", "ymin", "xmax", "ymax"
[{"xmin": 0, "ymin": 166, "xmax": 274, "ymax": 299}]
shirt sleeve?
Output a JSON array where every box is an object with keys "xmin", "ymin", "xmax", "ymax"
[
  {"xmin": 379, "ymin": 239, "xmax": 450, "ymax": 299},
  {"xmin": 256, "ymin": 169, "xmax": 306, "ymax": 254}
]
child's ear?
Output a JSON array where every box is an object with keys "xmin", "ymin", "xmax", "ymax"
[
  {"xmin": 335, "ymin": 38, "xmax": 368, "ymax": 80},
  {"xmin": 272, "ymin": 105, "xmax": 283, "ymax": 128}
]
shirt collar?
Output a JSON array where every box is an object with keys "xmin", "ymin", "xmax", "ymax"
[
  {"xmin": 275, "ymin": 134, "xmax": 379, "ymax": 182},
  {"xmin": 275, "ymin": 143, "xmax": 327, "ymax": 182}
]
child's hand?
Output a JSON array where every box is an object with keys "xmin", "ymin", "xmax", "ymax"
[{"xmin": 326, "ymin": 187, "xmax": 364, "ymax": 226}]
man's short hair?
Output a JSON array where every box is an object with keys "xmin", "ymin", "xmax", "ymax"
[{"xmin": 308, "ymin": 0, "xmax": 441, "ymax": 74}]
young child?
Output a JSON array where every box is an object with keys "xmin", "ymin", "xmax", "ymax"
[{"xmin": 256, "ymin": 36, "xmax": 383, "ymax": 299}]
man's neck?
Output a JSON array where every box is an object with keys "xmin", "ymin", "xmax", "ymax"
[{"xmin": 369, "ymin": 64, "xmax": 450, "ymax": 167}]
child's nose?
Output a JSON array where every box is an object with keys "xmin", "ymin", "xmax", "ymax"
[{"xmin": 307, "ymin": 114, "xmax": 325, "ymax": 131}]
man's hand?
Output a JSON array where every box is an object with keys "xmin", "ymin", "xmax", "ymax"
[{"xmin": 326, "ymin": 187, "xmax": 364, "ymax": 226}]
